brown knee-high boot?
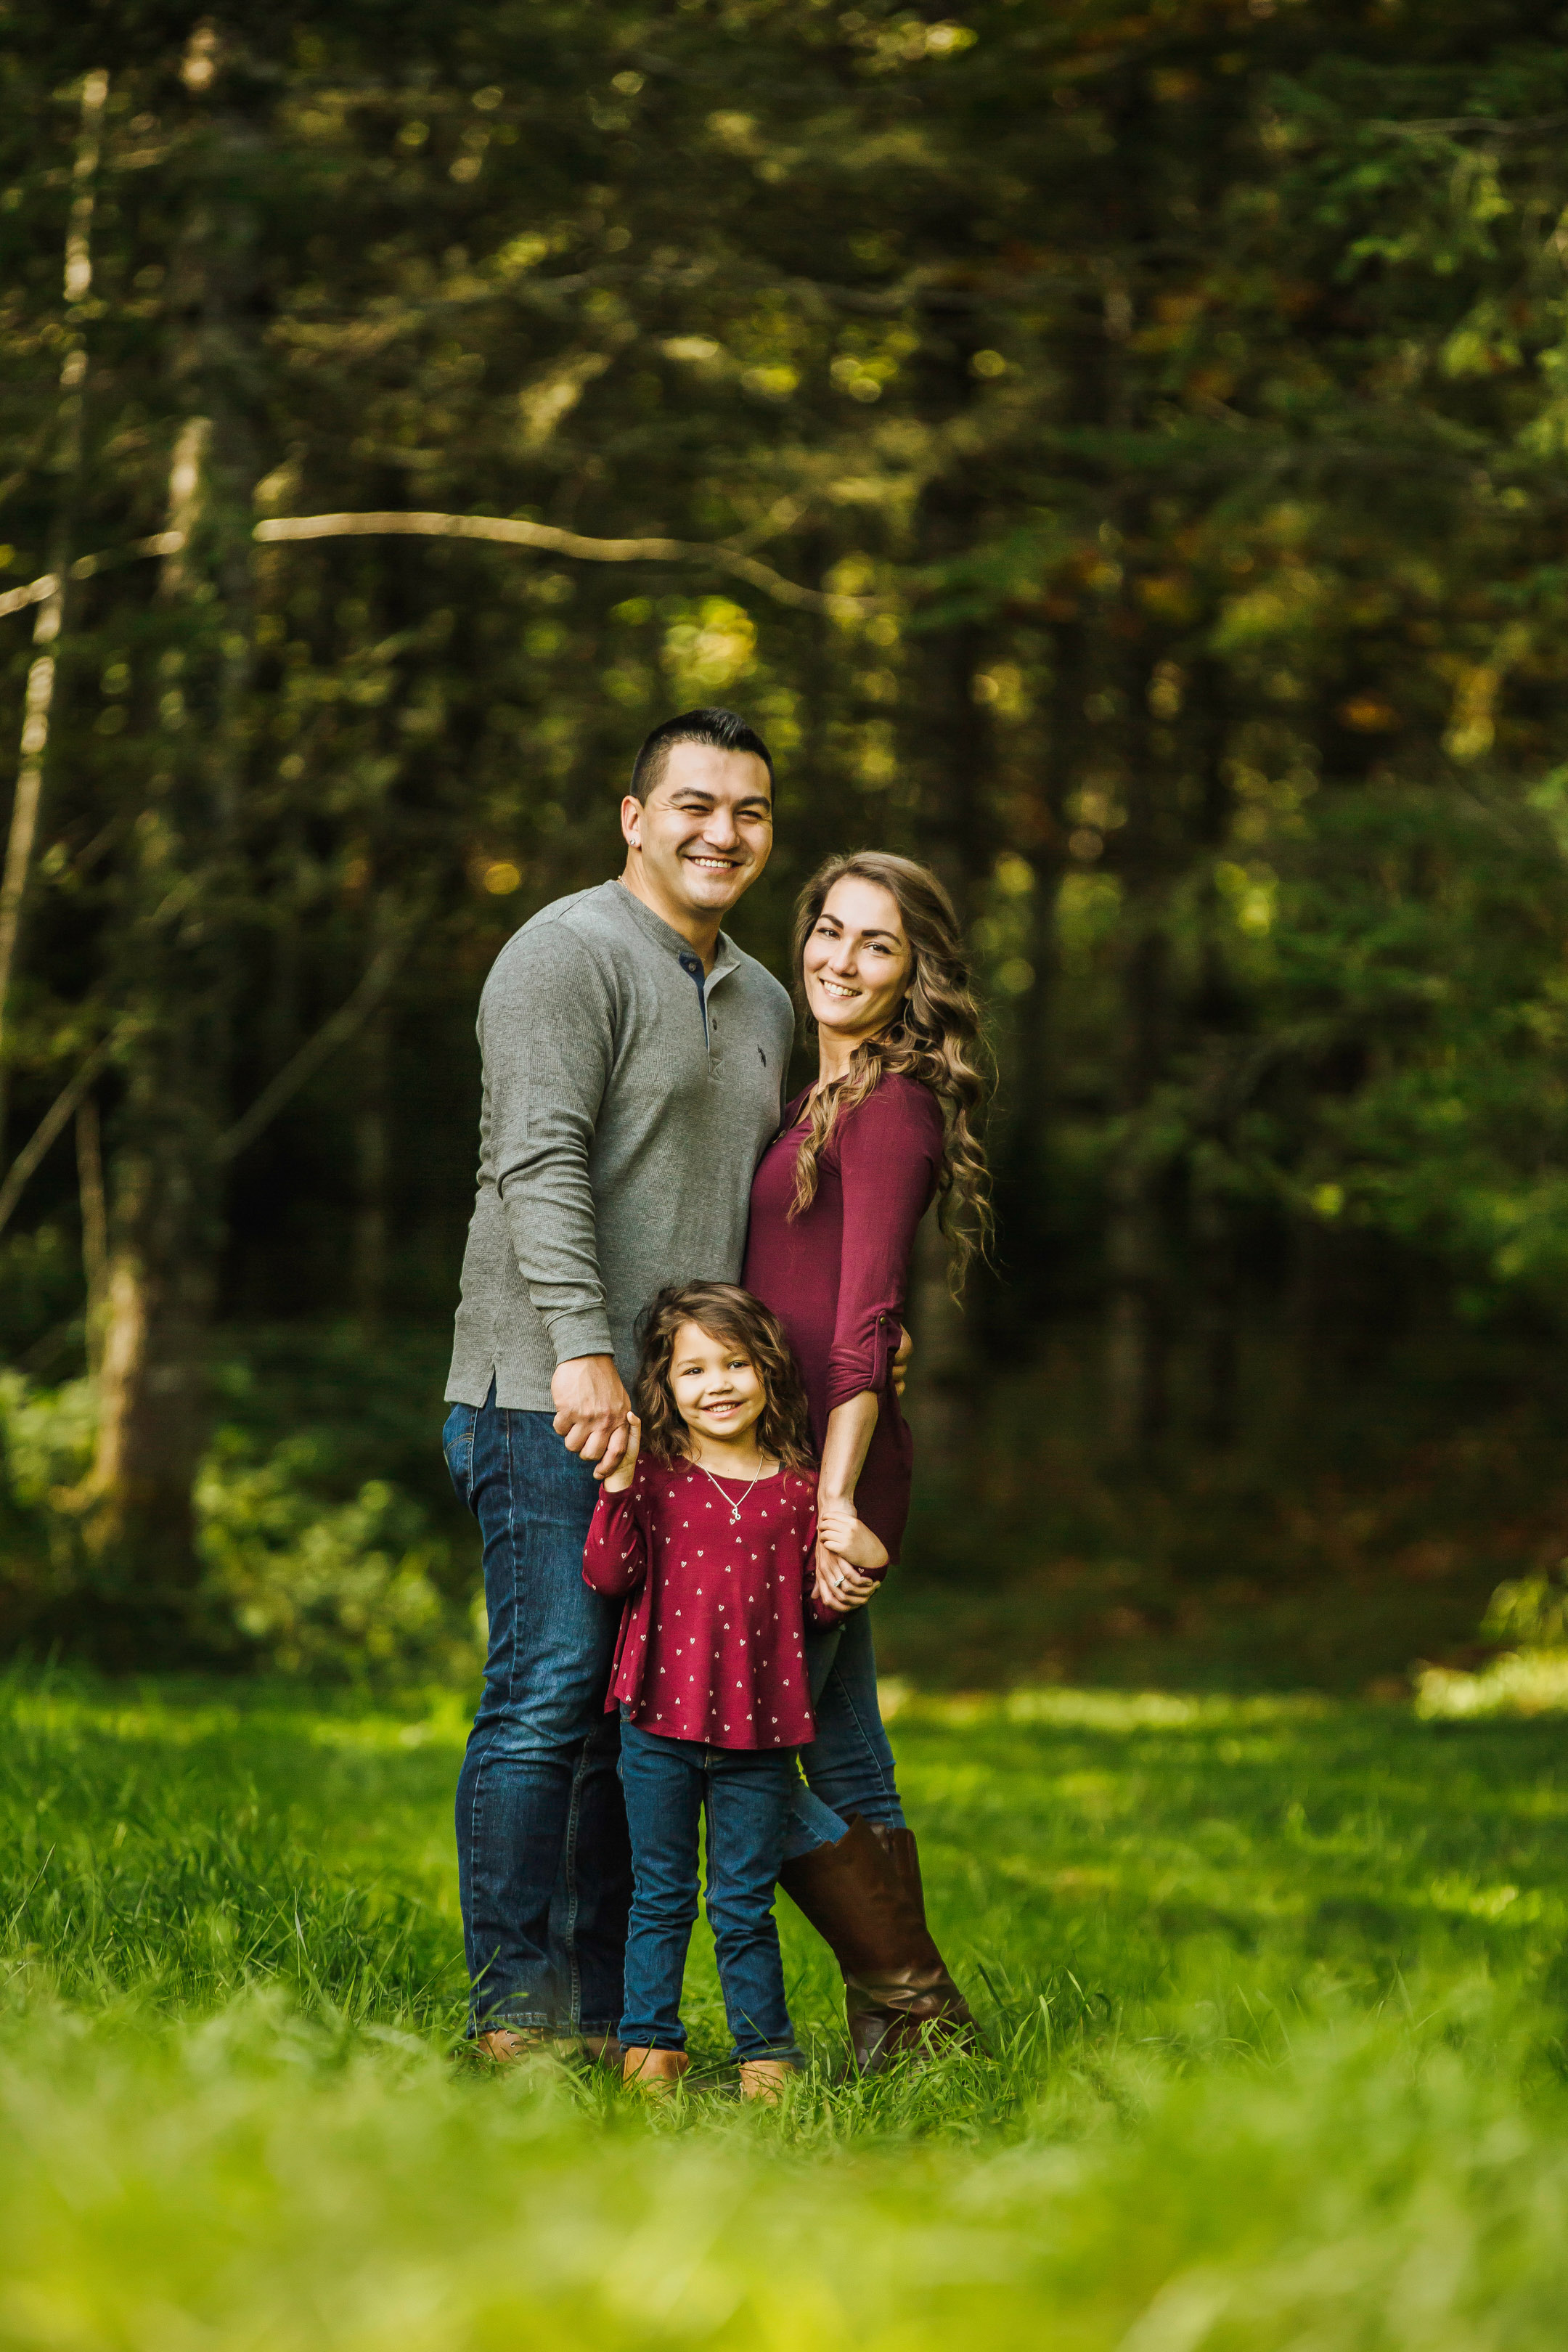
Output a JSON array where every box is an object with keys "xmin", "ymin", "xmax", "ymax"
[{"xmin": 778, "ymin": 1814, "xmax": 979, "ymax": 2073}]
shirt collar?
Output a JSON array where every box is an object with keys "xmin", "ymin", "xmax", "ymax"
[{"xmin": 607, "ymin": 878, "xmax": 739, "ymax": 984}]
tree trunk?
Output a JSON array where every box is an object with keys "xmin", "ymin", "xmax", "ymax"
[
  {"xmin": 87, "ymin": 1063, "xmax": 218, "ymax": 1591},
  {"xmin": 1104, "ymin": 1157, "xmax": 1167, "ymax": 1454},
  {"xmin": 82, "ymin": 441, "xmax": 229, "ymax": 1590},
  {"xmin": 0, "ymin": 68, "xmax": 109, "ymax": 1151},
  {"xmin": 1189, "ymin": 1135, "xmax": 1238, "ymax": 1449},
  {"xmin": 1184, "ymin": 656, "xmax": 1241, "ymax": 1447},
  {"xmin": 84, "ymin": 28, "xmax": 262, "ymax": 1604},
  {"xmin": 1103, "ymin": 924, "xmax": 1169, "ymax": 1456},
  {"xmin": 1010, "ymin": 617, "xmax": 1090, "ymax": 1202},
  {"xmin": 75, "ymin": 1092, "xmax": 107, "ymax": 1376},
  {"xmin": 902, "ymin": 1204, "xmax": 971, "ymax": 1483},
  {"xmin": 899, "ymin": 322, "xmax": 997, "ymax": 1473},
  {"xmin": 351, "ymin": 997, "xmax": 391, "ymax": 1330}
]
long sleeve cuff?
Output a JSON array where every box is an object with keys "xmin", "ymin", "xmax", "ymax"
[
  {"xmin": 825, "ymin": 1311, "xmax": 899, "ymax": 1412},
  {"xmin": 547, "ymin": 1307, "xmax": 618, "ymax": 1365},
  {"xmin": 583, "ymin": 1485, "xmax": 646, "ymax": 1596}
]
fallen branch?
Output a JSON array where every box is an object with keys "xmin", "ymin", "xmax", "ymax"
[
  {"xmin": 0, "ymin": 510, "xmax": 868, "ymax": 624},
  {"xmin": 214, "ymin": 920, "xmax": 419, "ymax": 1164},
  {"xmin": 0, "ymin": 533, "xmax": 185, "ymax": 621},
  {"xmin": 253, "ymin": 509, "xmax": 868, "ymax": 616}
]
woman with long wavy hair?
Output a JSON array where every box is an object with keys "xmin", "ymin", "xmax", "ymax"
[{"xmin": 742, "ymin": 849, "xmax": 992, "ymax": 2068}]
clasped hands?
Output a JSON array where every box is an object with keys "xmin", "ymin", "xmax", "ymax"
[
  {"xmin": 552, "ymin": 1355, "xmax": 636, "ymax": 1478},
  {"xmin": 813, "ymin": 1503, "xmax": 887, "ymax": 1617}
]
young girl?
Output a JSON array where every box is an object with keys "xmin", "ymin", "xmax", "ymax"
[{"xmin": 583, "ymin": 1279, "xmax": 887, "ymax": 2101}]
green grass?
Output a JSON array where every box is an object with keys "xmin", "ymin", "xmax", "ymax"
[{"xmin": 3, "ymin": 1670, "xmax": 1567, "ymax": 2347}]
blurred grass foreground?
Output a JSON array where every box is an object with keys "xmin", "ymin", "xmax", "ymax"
[{"xmin": 4, "ymin": 1669, "xmax": 1567, "ymax": 2349}]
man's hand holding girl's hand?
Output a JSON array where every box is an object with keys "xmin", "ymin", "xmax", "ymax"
[
  {"xmin": 814, "ymin": 1504, "xmax": 889, "ymax": 1614},
  {"xmin": 552, "ymin": 1352, "xmax": 634, "ymax": 1476},
  {"xmin": 599, "ymin": 1412, "xmax": 640, "ymax": 1492}
]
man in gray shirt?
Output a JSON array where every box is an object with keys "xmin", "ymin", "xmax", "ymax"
[{"xmin": 442, "ymin": 708, "xmax": 792, "ymax": 2056}]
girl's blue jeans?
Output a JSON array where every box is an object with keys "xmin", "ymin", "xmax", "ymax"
[{"xmin": 618, "ymin": 1716, "xmax": 802, "ymax": 2063}]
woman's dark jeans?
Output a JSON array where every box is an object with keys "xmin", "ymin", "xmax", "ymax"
[
  {"xmin": 783, "ymin": 1602, "xmax": 907, "ymax": 1863},
  {"xmin": 444, "ymin": 1388, "xmax": 633, "ymax": 2038},
  {"xmin": 618, "ymin": 1717, "xmax": 801, "ymax": 2064}
]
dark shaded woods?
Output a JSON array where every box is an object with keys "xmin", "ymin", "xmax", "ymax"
[{"xmin": 4, "ymin": 1, "xmax": 1568, "ymax": 1667}]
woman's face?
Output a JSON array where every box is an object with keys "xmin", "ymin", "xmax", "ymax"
[{"xmin": 802, "ymin": 877, "xmax": 912, "ymax": 1047}]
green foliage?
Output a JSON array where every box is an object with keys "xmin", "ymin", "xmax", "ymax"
[
  {"xmin": 0, "ymin": 1365, "xmax": 475, "ymax": 1677},
  {"xmin": 3, "ymin": 1672, "xmax": 1567, "ymax": 2342},
  {"xmin": 0, "ymin": 1366, "xmax": 97, "ymax": 1508},
  {"xmin": 1484, "ymin": 1559, "xmax": 1568, "ymax": 1653},
  {"xmin": 195, "ymin": 1432, "xmax": 472, "ymax": 1678},
  {"xmin": 0, "ymin": 1224, "xmax": 85, "ymax": 1368},
  {"xmin": 1417, "ymin": 1559, "xmax": 1568, "ymax": 1718}
]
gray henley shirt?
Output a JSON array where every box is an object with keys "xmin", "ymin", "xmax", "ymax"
[{"xmin": 444, "ymin": 878, "xmax": 796, "ymax": 1411}]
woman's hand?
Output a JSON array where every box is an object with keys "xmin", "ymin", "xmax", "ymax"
[
  {"xmin": 813, "ymin": 1507, "xmax": 885, "ymax": 1614},
  {"xmin": 819, "ymin": 1503, "xmax": 888, "ymax": 1575},
  {"xmin": 597, "ymin": 1411, "xmax": 640, "ymax": 1490},
  {"xmin": 813, "ymin": 1551, "xmax": 871, "ymax": 1614}
]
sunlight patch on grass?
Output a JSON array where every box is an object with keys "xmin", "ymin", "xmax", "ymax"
[
  {"xmin": 1416, "ymin": 1648, "xmax": 1568, "ymax": 1719},
  {"xmin": 897, "ymin": 1684, "xmax": 1336, "ymax": 1731}
]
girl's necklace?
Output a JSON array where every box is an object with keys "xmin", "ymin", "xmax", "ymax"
[{"xmin": 694, "ymin": 1458, "xmax": 768, "ymax": 1524}]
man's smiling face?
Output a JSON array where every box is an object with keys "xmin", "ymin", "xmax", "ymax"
[{"xmin": 621, "ymin": 740, "xmax": 774, "ymax": 931}]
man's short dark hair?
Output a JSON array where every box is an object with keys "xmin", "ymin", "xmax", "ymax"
[{"xmin": 629, "ymin": 709, "xmax": 775, "ymax": 804}]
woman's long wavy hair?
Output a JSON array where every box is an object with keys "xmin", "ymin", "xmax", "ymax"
[
  {"xmin": 632, "ymin": 1281, "xmax": 815, "ymax": 1470},
  {"xmin": 790, "ymin": 852, "xmax": 994, "ymax": 1288}
]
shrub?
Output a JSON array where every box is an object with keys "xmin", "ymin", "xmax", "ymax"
[
  {"xmin": 195, "ymin": 1429, "xmax": 473, "ymax": 1678},
  {"xmin": 0, "ymin": 1373, "xmax": 476, "ymax": 1680}
]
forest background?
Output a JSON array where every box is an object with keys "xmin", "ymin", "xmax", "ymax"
[{"xmin": 4, "ymin": 0, "xmax": 1568, "ymax": 1696}]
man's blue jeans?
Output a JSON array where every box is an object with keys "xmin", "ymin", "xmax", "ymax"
[
  {"xmin": 618, "ymin": 1717, "xmax": 801, "ymax": 2064},
  {"xmin": 444, "ymin": 1389, "xmax": 632, "ymax": 2036}
]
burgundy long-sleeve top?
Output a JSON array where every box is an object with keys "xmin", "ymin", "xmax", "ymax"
[
  {"xmin": 743, "ymin": 1072, "xmax": 943, "ymax": 1566},
  {"xmin": 583, "ymin": 1456, "xmax": 832, "ymax": 1749}
]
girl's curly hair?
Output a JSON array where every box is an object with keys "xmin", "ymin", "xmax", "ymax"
[
  {"xmin": 791, "ymin": 851, "xmax": 995, "ymax": 1289},
  {"xmin": 632, "ymin": 1282, "xmax": 815, "ymax": 1471}
]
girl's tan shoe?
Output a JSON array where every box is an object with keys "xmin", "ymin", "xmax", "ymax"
[
  {"xmin": 738, "ymin": 2059, "xmax": 795, "ymax": 2104},
  {"xmin": 621, "ymin": 2046, "xmax": 690, "ymax": 2094},
  {"xmin": 475, "ymin": 2028, "xmax": 551, "ymax": 2063}
]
